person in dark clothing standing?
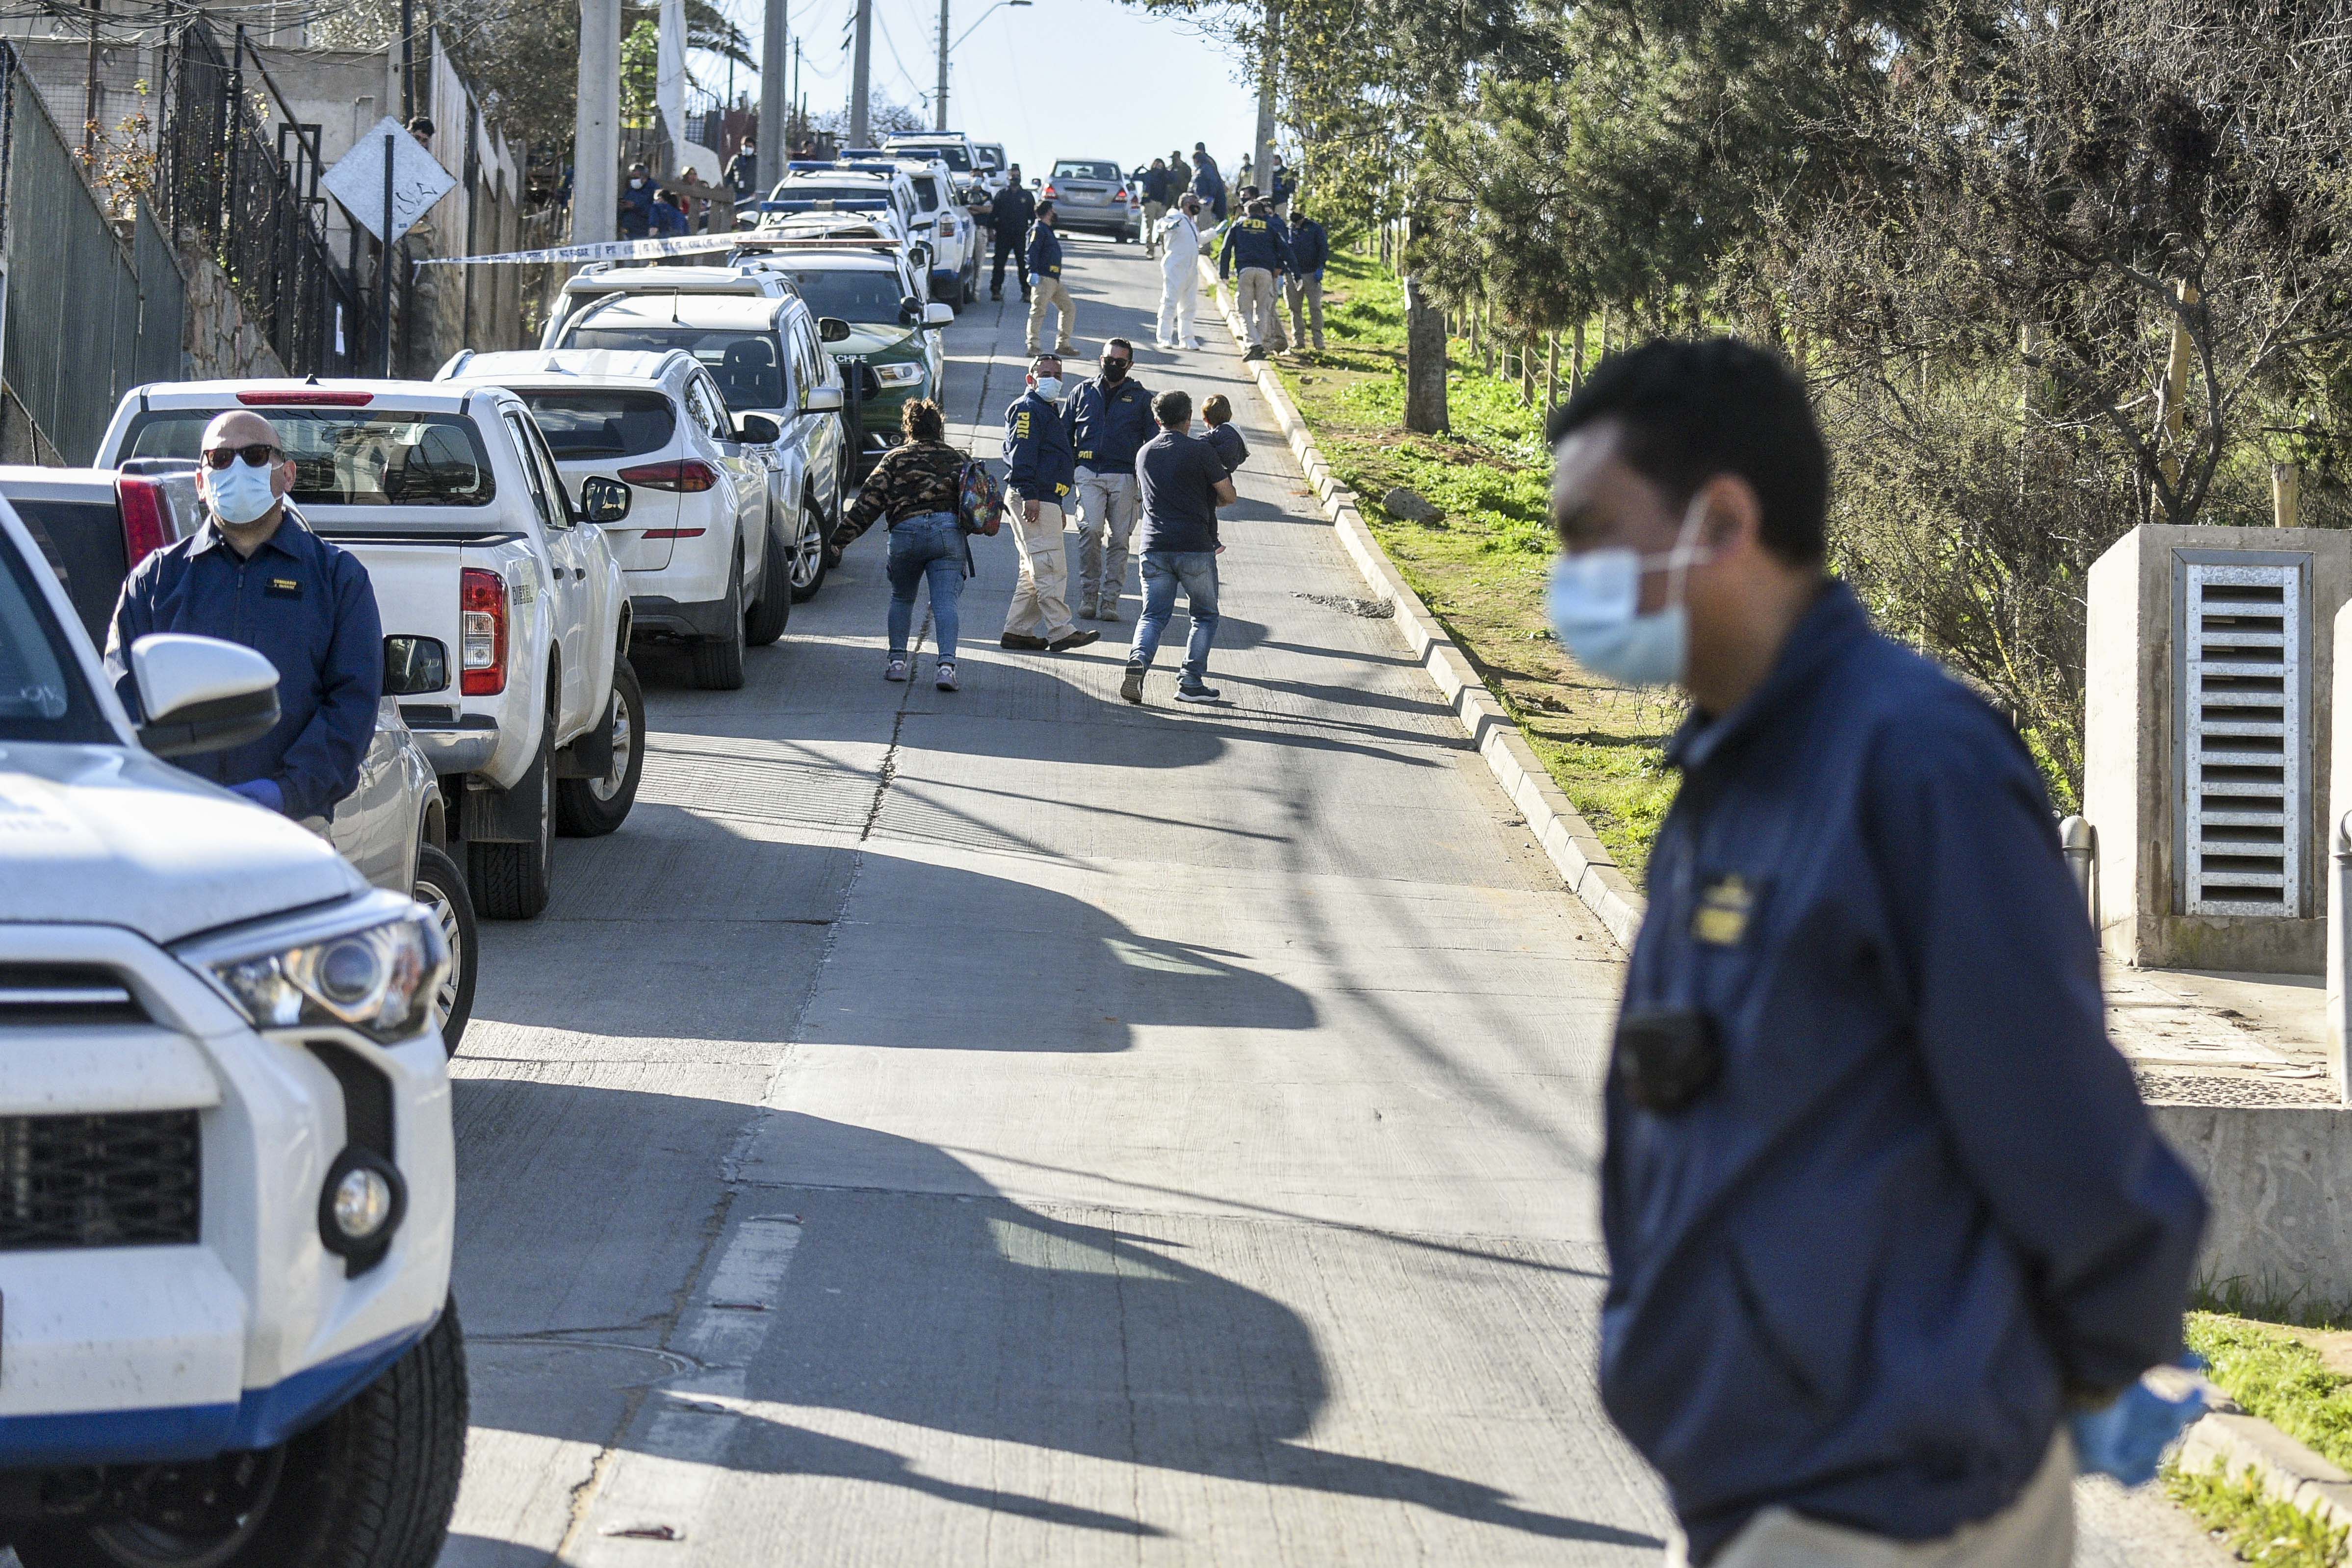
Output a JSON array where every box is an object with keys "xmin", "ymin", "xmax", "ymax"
[
  {"xmin": 1139, "ymin": 158, "xmax": 1175, "ymax": 257},
  {"xmin": 827, "ymin": 399, "xmax": 972, "ymax": 692},
  {"xmin": 1025, "ymin": 204, "xmax": 1075, "ymax": 356},
  {"xmin": 1547, "ymin": 338, "xmax": 2207, "ymax": 1568},
  {"xmin": 1122, "ymin": 389, "xmax": 1236, "ymax": 707},
  {"xmin": 999, "ymin": 354, "xmax": 1096, "ymax": 654},
  {"xmin": 1189, "ymin": 145, "xmax": 1227, "ymax": 221},
  {"xmin": 724, "ymin": 139, "xmax": 759, "ymax": 201},
  {"xmin": 1287, "ymin": 206, "xmax": 1330, "ymax": 350},
  {"xmin": 618, "ymin": 162, "xmax": 658, "ymax": 239},
  {"xmin": 988, "ymin": 165, "xmax": 1036, "ymax": 301},
  {"xmin": 1066, "ymin": 338, "xmax": 1153, "ymax": 620},
  {"xmin": 108, "ymin": 410, "xmax": 382, "ymax": 821},
  {"xmin": 1219, "ymin": 198, "xmax": 1294, "ymax": 360}
]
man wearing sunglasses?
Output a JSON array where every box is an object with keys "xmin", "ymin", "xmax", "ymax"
[{"xmin": 107, "ymin": 409, "xmax": 382, "ymax": 822}]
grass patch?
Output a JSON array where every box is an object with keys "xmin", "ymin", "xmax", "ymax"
[
  {"xmin": 2166, "ymin": 1460, "xmax": 2349, "ymax": 1566},
  {"xmin": 2188, "ymin": 1312, "xmax": 2352, "ymax": 1473},
  {"xmin": 1266, "ymin": 252, "xmax": 1678, "ymax": 878}
]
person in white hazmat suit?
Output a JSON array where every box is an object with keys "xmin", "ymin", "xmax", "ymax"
[{"xmin": 1156, "ymin": 194, "xmax": 1207, "ymax": 350}]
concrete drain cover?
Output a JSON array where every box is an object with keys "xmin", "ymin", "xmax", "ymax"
[{"xmin": 1292, "ymin": 591, "xmax": 1395, "ymax": 618}]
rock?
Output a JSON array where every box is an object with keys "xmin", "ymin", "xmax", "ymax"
[{"xmin": 1382, "ymin": 486, "xmax": 1444, "ymax": 524}]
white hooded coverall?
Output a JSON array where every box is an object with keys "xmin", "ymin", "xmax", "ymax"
[{"xmin": 1157, "ymin": 211, "xmax": 1203, "ymax": 346}]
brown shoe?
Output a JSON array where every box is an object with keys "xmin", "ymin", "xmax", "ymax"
[
  {"xmin": 1048, "ymin": 629, "xmax": 1100, "ymax": 652},
  {"xmin": 1001, "ymin": 632, "xmax": 1049, "ymax": 651}
]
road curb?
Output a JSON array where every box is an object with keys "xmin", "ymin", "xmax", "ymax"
[
  {"xmin": 2177, "ymin": 1405, "xmax": 2352, "ymax": 1534},
  {"xmin": 1199, "ymin": 259, "xmax": 1645, "ymax": 949}
]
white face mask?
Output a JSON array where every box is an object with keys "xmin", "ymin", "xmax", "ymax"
[
  {"xmin": 1032, "ymin": 376, "xmax": 1063, "ymax": 400},
  {"xmin": 1546, "ymin": 491, "xmax": 1711, "ymax": 689},
  {"xmin": 629, "ymin": 177, "xmax": 645, "ymax": 189},
  {"xmin": 741, "ymin": 144, "xmax": 754, "ymax": 155},
  {"xmin": 205, "ymin": 455, "xmax": 281, "ymax": 527}
]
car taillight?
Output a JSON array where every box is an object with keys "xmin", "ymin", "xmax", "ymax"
[
  {"xmin": 1113, "ymin": 188, "xmax": 1128, "ymax": 202},
  {"xmin": 117, "ymin": 475, "xmax": 171, "ymax": 572},
  {"xmin": 638, "ymin": 528, "xmax": 708, "ymax": 539},
  {"xmin": 1042, "ymin": 183, "xmax": 1056, "ymax": 199},
  {"xmin": 460, "ymin": 567, "xmax": 508, "ymax": 696},
  {"xmin": 617, "ymin": 460, "xmax": 718, "ymax": 493}
]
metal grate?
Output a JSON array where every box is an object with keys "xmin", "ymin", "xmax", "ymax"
[
  {"xmin": 2181, "ymin": 561, "xmax": 2304, "ymax": 917},
  {"xmin": 0, "ymin": 963, "xmax": 145, "ymax": 1026},
  {"xmin": 0, "ymin": 1110, "xmax": 201, "ymax": 1249}
]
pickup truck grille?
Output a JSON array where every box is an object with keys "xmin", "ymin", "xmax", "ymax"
[
  {"xmin": 0, "ymin": 1110, "xmax": 201, "ymax": 1249},
  {"xmin": 0, "ymin": 964, "xmax": 146, "ymax": 1026}
]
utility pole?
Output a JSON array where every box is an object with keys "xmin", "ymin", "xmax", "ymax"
[
  {"xmin": 1250, "ymin": 0, "xmax": 1276, "ymax": 204},
  {"xmin": 572, "ymin": 0, "xmax": 622, "ymax": 242},
  {"xmin": 82, "ymin": 0, "xmax": 99, "ymax": 161},
  {"xmin": 400, "ymin": 0, "xmax": 415, "ymax": 120},
  {"xmin": 849, "ymin": 0, "xmax": 872, "ymax": 146},
  {"xmin": 758, "ymin": 0, "xmax": 787, "ymax": 185},
  {"xmin": 934, "ymin": 0, "xmax": 949, "ymax": 131}
]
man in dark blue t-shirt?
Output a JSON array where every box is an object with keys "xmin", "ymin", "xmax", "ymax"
[{"xmin": 1123, "ymin": 388, "xmax": 1237, "ymax": 706}]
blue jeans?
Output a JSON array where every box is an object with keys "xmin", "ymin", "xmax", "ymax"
[
  {"xmin": 1131, "ymin": 550, "xmax": 1220, "ymax": 681},
  {"xmin": 886, "ymin": 512, "xmax": 966, "ymax": 659}
]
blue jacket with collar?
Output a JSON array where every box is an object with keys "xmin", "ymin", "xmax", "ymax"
[
  {"xmin": 1289, "ymin": 218, "xmax": 1329, "ymax": 275},
  {"xmin": 107, "ymin": 509, "xmax": 383, "ymax": 821},
  {"xmin": 1217, "ymin": 213, "xmax": 1292, "ymax": 278},
  {"xmin": 1603, "ymin": 582, "xmax": 2204, "ymax": 1563},
  {"xmin": 1002, "ymin": 390, "xmax": 1074, "ymax": 500},
  {"xmin": 1067, "ymin": 374, "xmax": 1155, "ymax": 472},
  {"xmin": 1026, "ymin": 224, "xmax": 1064, "ymax": 280}
]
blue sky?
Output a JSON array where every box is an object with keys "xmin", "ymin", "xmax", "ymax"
[{"xmin": 701, "ymin": 0, "xmax": 1263, "ymax": 176}]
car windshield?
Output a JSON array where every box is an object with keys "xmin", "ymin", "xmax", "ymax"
[
  {"xmin": 772, "ymin": 269, "xmax": 905, "ymax": 325},
  {"xmin": 892, "ymin": 142, "xmax": 971, "ymax": 171},
  {"xmin": 558, "ymin": 328, "xmax": 788, "ymax": 411},
  {"xmin": 122, "ymin": 411, "xmax": 497, "ymax": 507},
  {"xmin": 515, "ymin": 390, "xmax": 679, "ymax": 458},
  {"xmin": 1053, "ymin": 161, "xmax": 1119, "ymax": 181},
  {"xmin": 0, "ymin": 531, "xmax": 111, "ymax": 744}
]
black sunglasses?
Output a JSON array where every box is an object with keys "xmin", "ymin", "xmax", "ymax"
[{"xmin": 201, "ymin": 443, "xmax": 285, "ymax": 469}]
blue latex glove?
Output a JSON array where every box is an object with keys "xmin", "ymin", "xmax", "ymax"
[
  {"xmin": 2071, "ymin": 1359, "xmax": 2207, "ymax": 1486},
  {"xmin": 227, "ymin": 778, "xmax": 285, "ymax": 814}
]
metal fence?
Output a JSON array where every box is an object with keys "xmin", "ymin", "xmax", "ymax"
[
  {"xmin": 0, "ymin": 41, "xmax": 184, "ymax": 463},
  {"xmin": 158, "ymin": 23, "xmax": 363, "ymax": 378}
]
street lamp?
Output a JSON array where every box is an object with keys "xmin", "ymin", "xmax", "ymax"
[{"xmin": 935, "ymin": 0, "xmax": 1031, "ymax": 132}]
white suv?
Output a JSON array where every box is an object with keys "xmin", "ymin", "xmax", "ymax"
[
  {"xmin": 0, "ymin": 498, "xmax": 464, "ymax": 1566},
  {"xmin": 442, "ymin": 346, "xmax": 800, "ymax": 689}
]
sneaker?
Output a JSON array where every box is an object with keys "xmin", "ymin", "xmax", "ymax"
[
  {"xmin": 934, "ymin": 660, "xmax": 958, "ymax": 692},
  {"xmin": 1175, "ymin": 678, "xmax": 1221, "ymax": 704},
  {"xmin": 1078, "ymin": 598, "xmax": 1100, "ymax": 620},
  {"xmin": 1120, "ymin": 665, "xmax": 1146, "ymax": 704},
  {"xmin": 1187, "ymin": 337, "xmax": 1206, "ymax": 350},
  {"xmin": 1096, "ymin": 602, "xmax": 1123, "ymax": 624},
  {"xmin": 1048, "ymin": 628, "xmax": 1101, "ymax": 653},
  {"xmin": 884, "ymin": 656, "xmax": 909, "ymax": 682},
  {"xmin": 1001, "ymin": 631, "xmax": 1049, "ymax": 651}
]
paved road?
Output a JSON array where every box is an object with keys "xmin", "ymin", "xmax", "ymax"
[{"xmin": 435, "ymin": 239, "xmax": 2233, "ymax": 1566}]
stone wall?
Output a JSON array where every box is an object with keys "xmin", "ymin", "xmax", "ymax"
[{"xmin": 180, "ymin": 239, "xmax": 289, "ymax": 382}]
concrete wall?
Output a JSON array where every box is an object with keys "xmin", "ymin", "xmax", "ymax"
[
  {"xmin": 2085, "ymin": 523, "xmax": 2352, "ymax": 973},
  {"xmin": 2155, "ymin": 1103, "xmax": 2352, "ymax": 1313}
]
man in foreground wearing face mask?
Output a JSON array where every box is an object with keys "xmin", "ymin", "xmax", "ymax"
[
  {"xmin": 107, "ymin": 410, "xmax": 382, "ymax": 821},
  {"xmin": 999, "ymin": 355, "xmax": 1097, "ymax": 654},
  {"xmin": 1067, "ymin": 338, "xmax": 1152, "ymax": 620},
  {"xmin": 1551, "ymin": 338, "xmax": 2206, "ymax": 1568}
]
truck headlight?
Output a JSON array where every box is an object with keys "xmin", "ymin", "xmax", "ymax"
[
  {"xmin": 872, "ymin": 362, "xmax": 923, "ymax": 387},
  {"xmin": 183, "ymin": 891, "xmax": 449, "ymax": 1045}
]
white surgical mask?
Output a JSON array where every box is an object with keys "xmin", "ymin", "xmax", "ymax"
[
  {"xmin": 206, "ymin": 456, "xmax": 280, "ymax": 527},
  {"xmin": 1546, "ymin": 492, "xmax": 1710, "ymax": 688},
  {"xmin": 742, "ymin": 144, "xmax": 754, "ymax": 155},
  {"xmin": 629, "ymin": 177, "xmax": 645, "ymax": 189},
  {"xmin": 1032, "ymin": 376, "xmax": 1063, "ymax": 400}
]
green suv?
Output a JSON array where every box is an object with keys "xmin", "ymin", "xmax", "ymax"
[{"xmin": 748, "ymin": 248, "xmax": 951, "ymax": 472}]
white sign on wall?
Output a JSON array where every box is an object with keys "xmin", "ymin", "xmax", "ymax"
[{"xmin": 322, "ymin": 119, "xmax": 459, "ymax": 245}]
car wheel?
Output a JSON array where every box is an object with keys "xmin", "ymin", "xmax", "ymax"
[
  {"xmin": 787, "ymin": 493, "xmax": 829, "ymax": 603},
  {"xmin": 468, "ymin": 716, "xmax": 554, "ymax": 920},
  {"xmin": 12, "ymin": 1303, "xmax": 468, "ymax": 1568},
  {"xmin": 690, "ymin": 551, "xmax": 748, "ymax": 690},
  {"xmin": 556, "ymin": 657, "xmax": 646, "ymax": 835},
  {"xmin": 745, "ymin": 512, "xmax": 795, "ymax": 644},
  {"xmin": 412, "ymin": 843, "xmax": 477, "ymax": 1054}
]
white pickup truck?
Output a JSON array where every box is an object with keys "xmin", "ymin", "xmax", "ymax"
[
  {"xmin": 97, "ymin": 383, "xmax": 646, "ymax": 920},
  {"xmin": 0, "ymin": 496, "xmax": 465, "ymax": 1566}
]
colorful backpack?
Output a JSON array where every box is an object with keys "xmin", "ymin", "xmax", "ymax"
[{"xmin": 958, "ymin": 458, "xmax": 1004, "ymax": 537}]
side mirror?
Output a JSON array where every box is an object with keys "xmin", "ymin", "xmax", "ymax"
[
  {"xmin": 898, "ymin": 296, "xmax": 923, "ymax": 325},
  {"xmin": 382, "ymin": 635, "xmax": 449, "ymax": 696},
  {"xmin": 580, "ymin": 474, "xmax": 632, "ymax": 523},
  {"xmin": 1029, "ymin": 177, "xmax": 1041, "ymax": 187},
  {"xmin": 818, "ymin": 316, "xmax": 852, "ymax": 343},
  {"xmin": 803, "ymin": 386, "xmax": 845, "ymax": 413},
  {"xmin": 735, "ymin": 412, "xmax": 783, "ymax": 445},
  {"xmin": 131, "ymin": 633, "xmax": 280, "ymax": 758},
  {"xmin": 922, "ymin": 303, "xmax": 954, "ymax": 327}
]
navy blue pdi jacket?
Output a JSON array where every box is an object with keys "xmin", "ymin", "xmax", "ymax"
[{"xmin": 1602, "ymin": 581, "xmax": 2204, "ymax": 1561}]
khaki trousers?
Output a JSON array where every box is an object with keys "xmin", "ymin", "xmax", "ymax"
[
  {"xmin": 1142, "ymin": 200, "xmax": 1166, "ymax": 255},
  {"xmin": 1235, "ymin": 267, "xmax": 1280, "ymax": 348},
  {"xmin": 1072, "ymin": 468, "xmax": 1139, "ymax": 609},
  {"xmin": 1027, "ymin": 275, "xmax": 1076, "ymax": 353},
  {"xmin": 1004, "ymin": 494, "xmax": 1073, "ymax": 641},
  {"xmin": 1669, "ymin": 1432, "xmax": 2074, "ymax": 1568},
  {"xmin": 1289, "ymin": 271, "xmax": 1325, "ymax": 348}
]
